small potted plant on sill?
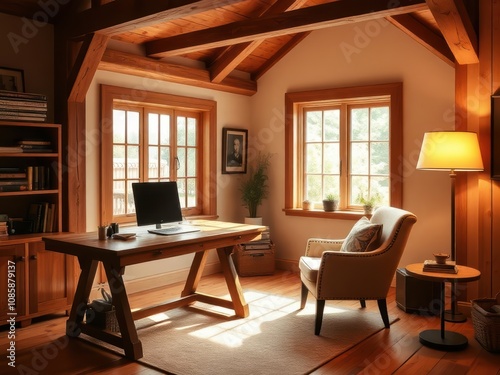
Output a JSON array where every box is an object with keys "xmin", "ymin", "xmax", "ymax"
[
  {"xmin": 302, "ymin": 200, "xmax": 312, "ymax": 210},
  {"xmin": 356, "ymin": 193, "xmax": 381, "ymax": 215},
  {"xmin": 240, "ymin": 152, "xmax": 272, "ymax": 225},
  {"xmin": 322, "ymin": 193, "xmax": 339, "ymax": 212}
]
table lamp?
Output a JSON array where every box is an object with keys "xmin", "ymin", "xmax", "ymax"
[{"xmin": 416, "ymin": 131, "xmax": 483, "ymax": 322}]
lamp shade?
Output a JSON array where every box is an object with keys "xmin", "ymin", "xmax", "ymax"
[{"xmin": 416, "ymin": 131, "xmax": 484, "ymax": 171}]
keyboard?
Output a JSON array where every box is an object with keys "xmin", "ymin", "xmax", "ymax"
[{"xmin": 148, "ymin": 226, "xmax": 200, "ymax": 236}]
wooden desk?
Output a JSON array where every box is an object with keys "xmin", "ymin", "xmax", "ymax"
[
  {"xmin": 405, "ymin": 263, "xmax": 480, "ymax": 351},
  {"xmin": 43, "ymin": 220, "xmax": 264, "ymax": 360}
]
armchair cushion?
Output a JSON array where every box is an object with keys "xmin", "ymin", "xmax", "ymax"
[
  {"xmin": 340, "ymin": 217, "xmax": 382, "ymax": 253},
  {"xmin": 299, "ymin": 256, "xmax": 321, "ymax": 283}
]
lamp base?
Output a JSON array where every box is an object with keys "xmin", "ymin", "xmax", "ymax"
[{"xmin": 444, "ymin": 310, "xmax": 467, "ymax": 323}]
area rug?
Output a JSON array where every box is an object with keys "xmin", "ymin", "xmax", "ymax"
[{"xmin": 134, "ymin": 290, "xmax": 398, "ymax": 375}]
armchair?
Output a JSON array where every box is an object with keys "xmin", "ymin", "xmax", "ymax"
[{"xmin": 299, "ymin": 206, "xmax": 417, "ymax": 335}]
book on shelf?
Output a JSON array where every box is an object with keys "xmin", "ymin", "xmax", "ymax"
[
  {"xmin": 27, "ymin": 202, "xmax": 56, "ymax": 233},
  {"xmin": 0, "ymin": 146, "xmax": 23, "ymax": 153},
  {"xmin": 0, "ymin": 184, "xmax": 28, "ymax": 192},
  {"xmin": 0, "ymin": 171, "xmax": 26, "ymax": 178},
  {"xmin": 0, "ymin": 90, "xmax": 47, "ymax": 102},
  {"xmin": 26, "ymin": 166, "xmax": 51, "ymax": 190}
]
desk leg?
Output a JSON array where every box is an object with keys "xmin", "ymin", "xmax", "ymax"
[
  {"xmin": 419, "ymin": 281, "xmax": 468, "ymax": 351},
  {"xmin": 103, "ymin": 263, "xmax": 143, "ymax": 360},
  {"xmin": 217, "ymin": 246, "xmax": 249, "ymax": 318},
  {"xmin": 181, "ymin": 250, "xmax": 209, "ymax": 297},
  {"xmin": 66, "ymin": 258, "xmax": 98, "ymax": 337}
]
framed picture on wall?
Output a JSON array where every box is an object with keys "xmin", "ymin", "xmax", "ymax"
[
  {"xmin": 222, "ymin": 127, "xmax": 247, "ymax": 174},
  {"xmin": 0, "ymin": 67, "xmax": 25, "ymax": 92},
  {"xmin": 492, "ymin": 95, "xmax": 500, "ymax": 180}
]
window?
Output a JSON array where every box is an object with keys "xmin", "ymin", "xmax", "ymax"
[
  {"xmin": 284, "ymin": 83, "xmax": 402, "ymax": 216},
  {"xmin": 100, "ymin": 85, "xmax": 217, "ymax": 225}
]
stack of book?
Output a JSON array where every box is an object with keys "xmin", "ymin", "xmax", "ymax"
[
  {"xmin": 18, "ymin": 139, "xmax": 53, "ymax": 153},
  {"xmin": 423, "ymin": 259, "xmax": 458, "ymax": 274},
  {"xmin": 0, "ymin": 167, "xmax": 28, "ymax": 192},
  {"xmin": 240, "ymin": 226, "xmax": 272, "ymax": 250},
  {"xmin": 0, "ymin": 217, "xmax": 8, "ymax": 237},
  {"xmin": 0, "ymin": 90, "xmax": 47, "ymax": 122}
]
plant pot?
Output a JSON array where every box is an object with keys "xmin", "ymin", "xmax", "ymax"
[
  {"xmin": 363, "ymin": 205, "xmax": 373, "ymax": 215},
  {"xmin": 244, "ymin": 217, "xmax": 263, "ymax": 225},
  {"xmin": 302, "ymin": 201, "xmax": 311, "ymax": 210},
  {"xmin": 322, "ymin": 200, "xmax": 338, "ymax": 212}
]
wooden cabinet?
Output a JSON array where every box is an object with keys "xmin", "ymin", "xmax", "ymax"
[{"xmin": 0, "ymin": 121, "xmax": 74, "ymax": 326}]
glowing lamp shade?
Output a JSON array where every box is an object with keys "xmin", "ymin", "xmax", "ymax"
[{"xmin": 416, "ymin": 131, "xmax": 484, "ymax": 171}]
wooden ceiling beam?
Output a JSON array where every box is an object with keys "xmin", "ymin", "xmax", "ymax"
[
  {"xmin": 425, "ymin": 0, "xmax": 478, "ymax": 64},
  {"xmin": 60, "ymin": 0, "xmax": 247, "ymax": 38},
  {"xmin": 99, "ymin": 49, "xmax": 257, "ymax": 96},
  {"xmin": 146, "ymin": 0, "xmax": 427, "ymax": 58},
  {"xmin": 209, "ymin": 0, "xmax": 308, "ymax": 83},
  {"xmin": 68, "ymin": 33, "xmax": 110, "ymax": 103},
  {"xmin": 387, "ymin": 14, "xmax": 455, "ymax": 67}
]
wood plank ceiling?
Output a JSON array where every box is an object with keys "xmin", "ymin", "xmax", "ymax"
[{"xmin": 0, "ymin": 0, "xmax": 478, "ymax": 96}]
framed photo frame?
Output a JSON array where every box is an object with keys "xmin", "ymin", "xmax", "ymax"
[
  {"xmin": 222, "ymin": 127, "xmax": 247, "ymax": 174},
  {"xmin": 491, "ymin": 95, "xmax": 500, "ymax": 180},
  {"xmin": 0, "ymin": 67, "xmax": 25, "ymax": 92}
]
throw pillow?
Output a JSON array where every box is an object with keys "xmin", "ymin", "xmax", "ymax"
[{"xmin": 340, "ymin": 217, "xmax": 382, "ymax": 252}]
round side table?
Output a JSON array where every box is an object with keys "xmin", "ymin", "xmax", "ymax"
[{"xmin": 405, "ymin": 263, "xmax": 480, "ymax": 351}]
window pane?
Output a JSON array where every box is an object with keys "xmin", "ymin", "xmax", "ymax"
[
  {"xmin": 187, "ymin": 178, "xmax": 196, "ymax": 207},
  {"xmin": 371, "ymin": 142, "xmax": 389, "ymax": 174},
  {"xmin": 305, "ymin": 143, "xmax": 322, "ymax": 173},
  {"xmin": 187, "ymin": 148, "xmax": 196, "ymax": 177},
  {"xmin": 113, "ymin": 180, "xmax": 125, "ymax": 215},
  {"xmin": 127, "ymin": 112, "xmax": 140, "ymax": 144},
  {"xmin": 160, "ymin": 147, "xmax": 170, "ymax": 178},
  {"xmin": 370, "ymin": 107, "xmax": 389, "ymax": 141},
  {"xmin": 148, "ymin": 147, "xmax": 159, "ymax": 179},
  {"xmin": 351, "ymin": 142, "xmax": 369, "ymax": 174},
  {"xmin": 148, "ymin": 113, "xmax": 158, "ymax": 144},
  {"xmin": 324, "ymin": 110, "xmax": 340, "ymax": 141},
  {"xmin": 187, "ymin": 118, "xmax": 197, "ymax": 146},
  {"xmin": 305, "ymin": 174, "xmax": 322, "ymax": 203},
  {"xmin": 113, "ymin": 110, "xmax": 126, "ymax": 143},
  {"xmin": 177, "ymin": 117, "xmax": 186, "ymax": 146},
  {"xmin": 160, "ymin": 115, "xmax": 170, "ymax": 145},
  {"xmin": 323, "ymin": 175, "xmax": 339, "ymax": 197},
  {"xmin": 177, "ymin": 179, "xmax": 186, "ymax": 208},
  {"xmin": 305, "ymin": 111, "xmax": 322, "ymax": 142},
  {"xmin": 351, "ymin": 108, "xmax": 369, "ymax": 141},
  {"xmin": 323, "ymin": 143, "xmax": 339, "ymax": 174},
  {"xmin": 177, "ymin": 148, "xmax": 186, "ymax": 178},
  {"xmin": 127, "ymin": 147, "xmax": 139, "ymax": 179}
]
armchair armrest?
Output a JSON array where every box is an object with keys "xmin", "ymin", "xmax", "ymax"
[{"xmin": 305, "ymin": 238, "xmax": 344, "ymax": 257}]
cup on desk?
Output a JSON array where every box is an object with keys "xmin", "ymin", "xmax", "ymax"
[
  {"xmin": 433, "ymin": 253, "xmax": 450, "ymax": 264},
  {"xmin": 98, "ymin": 225, "xmax": 108, "ymax": 240}
]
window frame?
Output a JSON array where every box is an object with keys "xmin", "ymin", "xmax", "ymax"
[
  {"xmin": 100, "ymin": 84, "xmax": 217, "ymax": 226},
  {"xmin": 284, "ymin": 83, "xmax": 403, "ymax": 219}
]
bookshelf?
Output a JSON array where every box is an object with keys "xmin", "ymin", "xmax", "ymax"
[{"xmin": 0, "ymin": 120, "xmax": 74, "ymax": 327}]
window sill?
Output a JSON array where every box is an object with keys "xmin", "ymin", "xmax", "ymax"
[{"xmin": 283, "ymin": 208, "xmax": 368, "ymax": 220}]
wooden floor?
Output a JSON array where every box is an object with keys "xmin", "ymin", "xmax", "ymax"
[{"xmin": 2, "ymin": 270, "xmax": 499, "ymax": 374}]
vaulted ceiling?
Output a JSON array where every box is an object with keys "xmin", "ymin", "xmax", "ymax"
[{"xmin": 0, "ymin": 0, "xmax": 478, "ymax": 96}]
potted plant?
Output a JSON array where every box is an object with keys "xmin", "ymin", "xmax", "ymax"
[
  {"xmin": 302, "ymin": 200, "xmax": 312, "ymax": 210},
  {"xmin": 322, "ymin": 193, "xmax": 339, "ymax": 212},
  {"xmin": 240, "ymin": 152, "xmax": 272, "ymax": 224},
  {"xmin": 356, "ymin": 192, "xmax": 381, "ymax": 215}
]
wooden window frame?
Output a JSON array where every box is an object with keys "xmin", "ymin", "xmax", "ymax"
[
  {"xmin": 100, "ymin": 84, "xmax": 217, "ymax": 225},
  {"xmin": 284, "ymin": 83, "xmax": 403, "ymax": 219}
]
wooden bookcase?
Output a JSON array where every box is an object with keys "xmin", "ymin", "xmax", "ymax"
[{"xmin": 0, "ymin": 121, "xmax": 74, "ymax": 327}]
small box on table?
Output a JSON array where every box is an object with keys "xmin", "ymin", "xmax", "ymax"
[{"xmin": 233, "ymin": 242, "xmax": 275, "ymax": 276}]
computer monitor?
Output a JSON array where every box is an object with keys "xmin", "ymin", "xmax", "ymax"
[{"xmin": 132, "ymin": 181, "xmax": 183, "ymax": 229}]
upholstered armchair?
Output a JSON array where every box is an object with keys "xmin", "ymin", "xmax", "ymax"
[{"xmin": 299, "ymin": 206, "xmax": 417, "ymax": 335}]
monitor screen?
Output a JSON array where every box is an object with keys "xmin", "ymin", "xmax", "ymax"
[{"xmin": 132, "ymin": 181, "xmax": 183, "ymax": 228}]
